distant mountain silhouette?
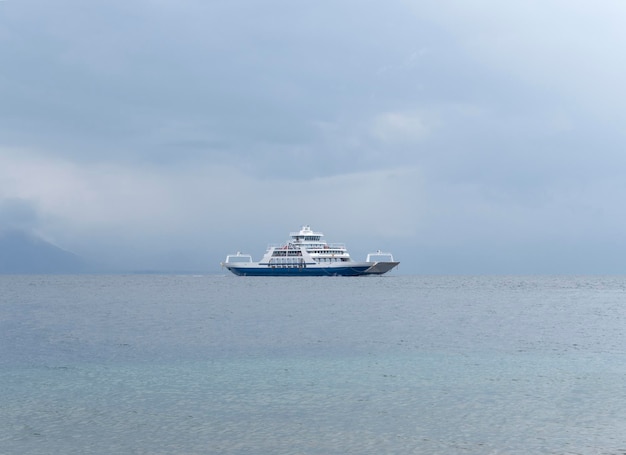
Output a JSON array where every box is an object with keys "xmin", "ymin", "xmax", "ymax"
[{"xmin": 0, "ymin": 229, "xmax": 88, "ymax": 274}]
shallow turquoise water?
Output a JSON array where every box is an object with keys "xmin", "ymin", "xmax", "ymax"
[{"xmin": 2, "ymin": 275, "xmax": 626, "ymax": 454}]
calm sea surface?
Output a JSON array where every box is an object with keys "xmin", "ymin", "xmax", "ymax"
[{"xmin": 1, "ymin": 274, "xmax": 626, "ymax": 454}]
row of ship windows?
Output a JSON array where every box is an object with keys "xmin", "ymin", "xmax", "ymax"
[
  {"xmin": 273, "ymin": 250, "xmax": 344, "ymax": 256},
  {"xmin": 269, "ymin": 258, "xmax": 305, "ymax": 264},
  {"xmin": 268, "ymin": 258, "xmax": 346, "ymax": 264},
  {"xmin": 272, "ymin": 251, "xmax": 303, "ymax": 257}
]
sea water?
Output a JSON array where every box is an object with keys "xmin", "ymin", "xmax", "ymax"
[{"xmin": 1, "ymin": 275, "xmax": 626, "ymax": 454}]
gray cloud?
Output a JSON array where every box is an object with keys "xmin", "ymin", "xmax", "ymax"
[
  {"xmin": 0, "ymin": 198, "xmax": 42, "ymax": 231},
  {"xmin": 1, "ymin": 0, "xmax": 626, "ymax": 273}
]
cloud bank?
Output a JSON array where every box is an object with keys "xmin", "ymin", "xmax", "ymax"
[{"xmin": 1, "ymin": 0, "xmax": 626, "ymax": 273}]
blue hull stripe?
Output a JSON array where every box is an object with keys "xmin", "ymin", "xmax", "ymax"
[{"xmin": 226, "ymin": 266, "xmax": 371, "ymax": 276}]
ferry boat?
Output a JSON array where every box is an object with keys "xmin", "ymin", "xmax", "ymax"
[{"xmin": 221, "ymin": 225, "xmax": 399, "ymax": 276}]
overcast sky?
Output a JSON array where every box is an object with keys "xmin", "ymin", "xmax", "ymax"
[{"xmin": 2, "ymin": 0, "xmax": 626, "ymax": 274}]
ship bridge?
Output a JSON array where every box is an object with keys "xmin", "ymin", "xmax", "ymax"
[{"xmin": 290, "ymin": 225, "xmax": 324, "ymax": 243}]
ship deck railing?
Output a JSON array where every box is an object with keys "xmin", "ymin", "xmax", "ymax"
[{"xmin": 267, "ymin": 242, "xmax": 347, "ymax": 249}]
